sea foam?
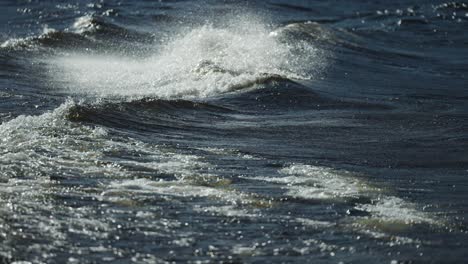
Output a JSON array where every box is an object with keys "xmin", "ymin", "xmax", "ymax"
[{"xmin": 48, "ymin": 15, "xmax": 323, "ymax": 100}]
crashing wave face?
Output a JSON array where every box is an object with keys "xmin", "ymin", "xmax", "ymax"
[{"xmin": 46, "ymin": 15, "xmax": 324, "ymax": 100}]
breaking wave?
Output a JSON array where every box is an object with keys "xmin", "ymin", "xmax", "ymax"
[{"xmin": 45, "ymin": 15, "xmax": 324, "ymax": 100}]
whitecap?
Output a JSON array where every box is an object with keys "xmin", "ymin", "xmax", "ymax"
[{"xmin": 47, "ymin": 14, "xmax": 324, "ymax": 100}]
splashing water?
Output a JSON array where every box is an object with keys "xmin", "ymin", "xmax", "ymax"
[{"xmin": 48, "ymin": 15, "xmax": 323, "ymax": 100}]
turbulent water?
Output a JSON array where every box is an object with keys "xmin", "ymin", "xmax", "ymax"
[{"xmin": 1, "ymin": 0, "xmax": 467, "ymax": 263}]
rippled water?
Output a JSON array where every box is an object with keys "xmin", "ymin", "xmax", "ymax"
[{"xmin": 1, "ymin": 1, "xmax": 467, "ymax": 263}]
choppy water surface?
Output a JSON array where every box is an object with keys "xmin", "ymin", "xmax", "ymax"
[{"xmin": 1, "ymin": 0, "xmax": 467, "ymax": 263}]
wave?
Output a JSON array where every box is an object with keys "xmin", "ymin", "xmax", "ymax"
[
  {"xmin": 44, "ymin": 14, "xmax": 324, "ymax": 100},
  {"xmin": 278, "ymin": 21, "xmax": 428, "ymax": 61},
  {"xmin": 0, "ymin": 99, "xmax": 217, "ymax": 181},
  {"xmin": 245, "ymin": 164, "xmax": 439, "ymax": 228},
  {"xmin": 0, "ymin": 100, "xmax": 442, "ymax": 250},
  {"xmin": 1, "ymin": 15, "xmax": 153, "ymax": 51},
  {"xmin": 71, "ymin": 14, "xmax": 153, "ymax": 42},
  {"xmin": 0, "ymin": 100, "xmax": 257, "ymax": 256},
  {"xmin": 64, "ymin": 98, "xmax": 236, "ymax": 133},
  {"xmin": 0, "ymin": 100, "xmax": 107, "ymax": 179},
  {"xmin": 61, "ymin": 84, "xmax": 392, "ymax": 135}
]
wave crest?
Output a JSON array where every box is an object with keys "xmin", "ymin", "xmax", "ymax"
[{"xmin": 47, "ymin": 15, "xmax": 324, "ymax": 100}]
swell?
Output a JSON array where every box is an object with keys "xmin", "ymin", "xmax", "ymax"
[
  {"xmin": 277, "ymin": 17, "xmax": 467, "ymax": 105},
  {"xmin": 61, "ymin": 79, "xmax": 392, "ymax": 140},
  {"xmin": 66, "ymin": 98, "xmax": 235, "ymax": 124},
  {"xmin": 72, "ymin": 15, "xmax": 154, "ymax": 42},
  {"xmin": 218, "ymin": 79, "xmax": 393, "ymax": 112},
  {"xmin": 278, "ymin": 0, "xmax": 468, "ymax": 66},
  {"xmin": 1, "ymin": 31, "xmax": 95, "ymax": 50},
  {"xmin": 280, "ymin": 22, "xmax": 426, "ymax": 62},
  {"xmin": 1, "ymin": 15, "xmax": 154, "ymax": 51}
]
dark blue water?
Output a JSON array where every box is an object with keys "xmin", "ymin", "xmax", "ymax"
[{"xmin": 1, "ymin": 1, "xmax": 467, "ymax": 263}]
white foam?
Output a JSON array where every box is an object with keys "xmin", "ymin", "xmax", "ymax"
[
  {"xmin": 295, "ymin": 217, "xmax": 335, "ymax": 228},
  {"xmin": 0, "ymin": 100, "xmax": 238, "ymax": 254},
  {"xmin": 118, "ymin": 153, "xmax": 211, "ymax": 180},
  {"xmin": 102, "ymin": 178, "xmax": 250, "ymax": 205},
  {"xmin": 48, "ymin": 15, "xmax": 323, "ymax": 99},
  {"xmin": 72, "ymin": 15, "xmax": 100, "ymax": 34},
  {"xmin": 0, "ymin": 100, "xmax": 123, "ymax": 178},
  {"xmin": 1, "ymin": 36, "xmax": 31, "ymax": 49},
  {"xmin": 172, "ymin": 237, "xmax": 195, "ymax": 247},
  {"xmin": 0, "ymin": 99, "xmax": 221, "ymax": 191},
  {"xmin": 0, "ymin": 99, "xmax": 220, "ymax": 182},
  {"xmin": 195, "ymin": 205, "xmax": 260, "ymax": 218},
  {"xmin": 231, "ymin": 244, "xmax": 262, "ymax": 256},
  {"xmin": 198, "ymin": 147, "xmax": 264, "ymax": 160},
  {"xmin": 279, "ymin": 165, "xmax": 438, "ymax": 226},
  {"xmin": 247, "ymin": 165, "xmax": 372, "ymax": 200},
  {"xmin": 1, "ymin": 25, "xmax": 56, "ymax": 49},
  {"xmin": 244, "ymin": 164, "xmax": 440, "ymax": 233},
  {"xmin": 302, "ymin": 238, "xmax": 338, "ymax": 253},
  {"xmin": 355, "ymin": 196, "xmax": 436, "ymax": 225},
  {"xmin": 0, "ymin": 15, "xmax": 95, "ymax": 49}
]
